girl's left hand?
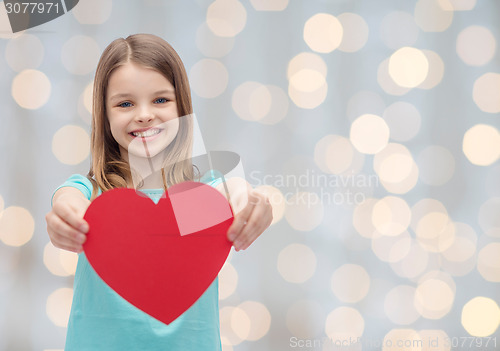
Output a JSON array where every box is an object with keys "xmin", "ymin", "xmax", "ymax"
[{"xmin": 227, "ymin": 189, "xmax": 273, "ymax": 251}]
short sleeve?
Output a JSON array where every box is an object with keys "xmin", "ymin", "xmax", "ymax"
[
  {"xmin": 200, "ymin": 169, "xmax": 225, "ymax": 188},
  {"xmin": 52, "ymin": 174, "xmax": 94, "ymax": 205}
]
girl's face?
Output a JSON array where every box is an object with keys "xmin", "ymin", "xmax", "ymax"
[{"xmin": 106, "ymin": 62, "xmax": 180, "ymax": 161}]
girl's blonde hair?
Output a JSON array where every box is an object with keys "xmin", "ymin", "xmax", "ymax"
[{"xmin": 88, "ymin": 33, "xmax": 196, "ymax": 199}]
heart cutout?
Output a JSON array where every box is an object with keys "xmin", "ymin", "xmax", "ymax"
[{"xmin": 83, "ymin": 181, "xmax": 234, "ymax": 325}]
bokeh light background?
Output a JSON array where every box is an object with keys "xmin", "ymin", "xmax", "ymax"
[{"xmin": 0, "ymin": 0, "xmax": 499, "ymax": 350}]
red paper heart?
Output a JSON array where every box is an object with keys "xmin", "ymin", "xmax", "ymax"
[{"xmin": 83, "ymin": 181, "xmax": 234, "ymax": 325}]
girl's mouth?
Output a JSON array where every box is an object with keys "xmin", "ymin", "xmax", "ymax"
[{"xmin": 129, "ymin": 128, "xmax": 162, "ymax": 138}]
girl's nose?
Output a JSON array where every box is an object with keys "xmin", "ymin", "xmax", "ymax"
[{"xmin": 136, "ymin": 109, "xmax": 155, "ymax": 123}]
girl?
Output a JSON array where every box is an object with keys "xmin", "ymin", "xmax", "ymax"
[{"xmin": 45, "ymin": 33, "xmax": 272, "ymax": 350}]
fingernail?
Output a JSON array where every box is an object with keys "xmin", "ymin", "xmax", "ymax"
[
  {"xmin": 79, "ymin": 223, "xmax": 88, "ymax": 233},
  {"xmin": 228, "ymin": 232, "xmax": 235, "ymax": 241},
  {"xmin": 78, "ymin": 234, "xmax": 86, "ymax": 244}
]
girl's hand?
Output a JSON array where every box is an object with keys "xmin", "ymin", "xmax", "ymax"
[
  {"xmin": 45, "ymin": 188, "xmax": 91, "ymax": 253},
  {"xmin": 217, "ymin": 178, "xmax": 273, "ymax": 251}
]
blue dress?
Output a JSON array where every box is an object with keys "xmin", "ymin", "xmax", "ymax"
[{"xmin": 56, "ymin": 174, "xmax": 224, "ymax": 351}]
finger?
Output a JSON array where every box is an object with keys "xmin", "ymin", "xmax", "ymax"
[
  {"xmin": 227, "ymin": 201, "xmax": 255, "ymax": 242},
  {"xmin": 234, "ymin": 202, "xmax": 272, "ymax": 250},
  {"xmin": 48, "ymin": 213, "xmax": 87, "ymax": 246},
  {"xmin": 53, "ymin": 202, "xmax": 89, "ymax": 233}
]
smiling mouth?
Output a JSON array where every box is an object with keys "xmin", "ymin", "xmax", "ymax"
[{"xmin": 130, "ymin": 128, "xmax": 162, "ymax": 138}]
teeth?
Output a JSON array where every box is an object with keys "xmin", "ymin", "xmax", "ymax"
[{"xmin": 132, "ymin": 129, "xmax": 161, "ymax": 137}]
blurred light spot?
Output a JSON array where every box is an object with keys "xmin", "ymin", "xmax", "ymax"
[
  {"xmin": 414, "ymin": 278, "xmax": 454, "ymax": 319},
  {"xmin": 372, "ymin": 231, "xmax": 412, "ymax": 263},
  {"xmin": 390, "ymin": 240, "xmax": 429, "ymax": 279},
  {"xmin": 12, "ymin": 69, "xmax": 51, "ymax": 110},
  {"xmin": 52, "ymin": 125, "xmax": 90, "ymax": 165},
  {"xmin": 461, "ymin": 297, "xmax": 500, "ymax": 337},
  {"xmin": 249, "ymin": 0, "xmax": 288, "ymax": 11},
  {"xmin": 221, "ymin": 339, "xmax": 233, "ymax": 351},
  {"xmin": 378, "ymin": 59, "xmax": 411, "ymax": 96},
  {"xmin": 83, "ymin": 82, "xmax": 93, "ymax": 115},
  {"xmin": 233, "ymin": 82, "xmax": 287, "ymax": 124},
  {"xmin": 331, "ymin": 264, "xmax": 370, "ymax": 303},
  {"xmin": 384, "ymin": 285, "xmax": 420, "ymax": 325},
  {"xmin": 286, "ymin": 300, "xmax": 324, "ymax": 338},
  {"xmin": 254, "ymin": 185, "xmax": 285, "ymax": 224},
  {"xmin": 353, "ymin": 198, "xmax": 378, "ymax": 238},
  {"xmin": 72, "ymin": 0, "xmax": 112, "ymax": 24},
  {"xmin": 473, "ymin": 73, "xmax": 500, "ymax": 114},
  {"xmin": 415, "ymin": 0, "xmax": 453, "ymax": 32},
  {"xmin": 337, "ymin": 13, "xmax": 369, "ymax": 53},
  {"xmin": 324, "ymin": 307, "xmax": 364, "ymax": 341},
  {"xmin": 380, "ymin": 11, "xmax": 419, "ymax": 50},
  {"xmin": 277, "ymin": 243, "xmax": 317, "ymax": 283},
  {"xmin": 220, "ymin": 306, "xmax": 245, "ymax": 346},
  {"xmin": 230, "ymin": 306, "xmax": 251, "ymax": 340},
  {"xmin": 415, "ymin": 212, "xmax": 455, "ymax": 253},
  {"xmin": 372, "ymin": 196, "xmax": 411, "ymax": 236},
  {"xmin": 350, "ymin": 114, "xmax": 390, "ymax": 154},
  {"xmin": 346, "ymin": 90, "xmax": 385, "ymax": 122},
  {"xmin": 441, "ymin": 222, "xmax": 477, "ymax": 262},
  {"xmin": 61, "ymin": 35, "xmax": 100, "ymax": 75},
  {"xmin": 207, "ymin": 0, "xmax": 247, "ymax": 37},
  {"xmin": 190, "ymin": 59, "xmax": 228, "ymax": 98},
  {"xmin": 314, "ymin": 135, "xmax": 353, "ymax": 174},
  {"xmin": 389, "ymin": 47, "xmax": 429, "ymax": 88},
  {"xmin": 383, "ymin": 329, "xmax": 422, "ymax": 351},
  {"xmin": 287, "ymin": 52, "xmax": 327, "ymax": 79},
  {"xmin": 5, "ymin": 34, "xmax": 44, "ymax": 72},
  {"xmin": 439, "ymin": 0, "xmax": 476, "ymax": 10},
  {"xmin": 374, "ymin": 143, "xmax": 419, "ymax": 194},
  {"xmin": 43, "ymin": 242, "xmax": 74, "ymax": 277},
  {"xmin": 463, "ymin": 124, "xmax": 500, "ymax": 166},
  {"xmin": 288, "ymin": 80, "xmax": 327, "ymax": 109},
  {"xmin": 410, "ymin": 198, "xmax": 448, "ymax": 231},
  {"xmin": 479, "ymin": 198, "xmax": 500, "ymax": 237},
  {"xmin": 285, "ymin": 192, "xmax": 324, "ymax": 231},
  {"xmin": 418, "ymin": 329, "xmax": 450, "ymax": 351},
  {"xmin": 219, "ymin": 262, "xmax": 238, "ymax": 299},
  {"xmin": 0, "ymin": 206, "xmax": 34, "ymax": 247},
  {"xmin": 237, "ymin": 301, "xmax": 271, "ymax": 340},
  {"xmin": 303, "ymin": 13, "xmax": 343, "ymax": 53},
  {"xmin": 46, "ymin": 288, "xmax": 73, "ymax": 327},
  {"xmin": 477, "ymin": 243, "xmax": 500, "ymax": 282},
  {"xmin": 418, "ymin": 50, "xmax": 445, "ymax": 89},
  {"xmin": 196, "ymin": 22, "xmax": 234, "ymax": 57},
  {"xmin": 457, "ymin": 26, "xmax": 496, "ymax": 66},
  {"xmin": 417, "ymin": 145, "xmax": 455, "ymax": 186},
  {"xmin": 383, "ymin": 102, "xmax": 421, "ymax": 142},
  {"xmin": 60, "ymin": 250, "xmax": 78, "ymax": 275},
  {"xmin": 289, "ymin": 68, "xmax": 325, "ymax": 92}
]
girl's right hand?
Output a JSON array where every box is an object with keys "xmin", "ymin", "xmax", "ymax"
[{"xmin": 45, "ymin": 188, "xmax": 91, "ymax": 253}]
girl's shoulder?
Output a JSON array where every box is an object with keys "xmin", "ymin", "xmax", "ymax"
[{"xmin": 54, "ymin": 174, "xmax": 94, "ymax": 201}]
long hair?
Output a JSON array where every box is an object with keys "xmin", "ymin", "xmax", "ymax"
[{"xmin": 88, "ymin": 33, "xmax": 195, "ymax": 199}]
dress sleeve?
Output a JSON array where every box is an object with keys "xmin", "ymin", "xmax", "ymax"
[{"xmin": 51, "ymin": 174, "xmax": 94, "ymax": 205}]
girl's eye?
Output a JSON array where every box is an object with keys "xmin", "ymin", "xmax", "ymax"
[
  {"xmin": 118, "ymin": 101, "xmax": 132, "ymax": 108},
  {"xmin": 154, "ymin": 98, "xmax": 168, "ymax": 104}
]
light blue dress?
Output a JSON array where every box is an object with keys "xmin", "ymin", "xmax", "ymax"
[{"xmin": 56, "ymin": 174, "xmax": 224, "ymax": 351}]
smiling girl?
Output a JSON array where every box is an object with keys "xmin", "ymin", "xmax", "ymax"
[{"xmin": 45, "ymin": 33, "xmax": 272, "ymax": 350}]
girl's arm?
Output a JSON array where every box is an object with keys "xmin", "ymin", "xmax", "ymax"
[
  {"xmin": 45, "ymin": 187, "xmax": 91, "ymax": 253},
  {"xmin": 216, "ymin": 178, "xmax": 273, "ymax": 251}
]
